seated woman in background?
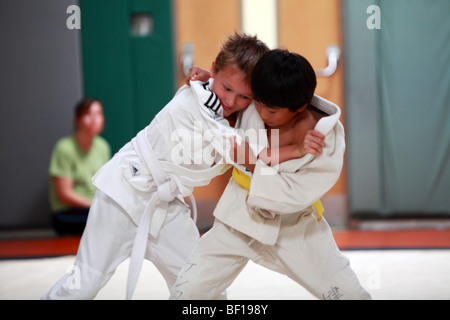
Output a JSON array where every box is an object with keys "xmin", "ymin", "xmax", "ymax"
[{"xmin": 49, "ymin": 98, "xmax": 111, "ymax": 235}]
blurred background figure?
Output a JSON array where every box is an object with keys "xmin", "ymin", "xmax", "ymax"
[{"xmin": 49, "ymin": 98, "xmax": 110, "ymax": 235}]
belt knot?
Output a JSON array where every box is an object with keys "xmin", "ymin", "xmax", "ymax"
[{"xmin": 156, "ymin": 179, "xmax": 178, "ymax": 202}]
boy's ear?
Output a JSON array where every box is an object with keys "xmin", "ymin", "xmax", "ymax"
[
  {"xmin": 297, "ymin": 103, "xmax": 308, "ymax": 113},
  {"xmin": 210, "ymin": 61, "xmax": 216, "ymax": 78}
]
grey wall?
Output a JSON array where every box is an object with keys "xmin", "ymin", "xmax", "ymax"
[
  {"xmin": 342, "ymin": 0, "xmax": 382, "ymax": 215},
  {"xmin": 0, "ymin": 0, "xmax": 83, "ymax": 229},
  {"xmin": 343, "ymin": 0, "xmax": 450, "ymax": 217}
]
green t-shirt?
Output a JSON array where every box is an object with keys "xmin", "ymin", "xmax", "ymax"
[{"xmin": 49, "ymin": 134, "xmax": 111, "ymax": 213}]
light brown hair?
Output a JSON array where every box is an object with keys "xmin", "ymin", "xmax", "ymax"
[{"xmin": 214, "ymin": 32, "xmax": 270, "ymax": 83}]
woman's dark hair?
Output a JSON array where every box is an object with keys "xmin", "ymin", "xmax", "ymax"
[
  {"xmin": 251, "ymin": 49, "xmax": 317, "ymax": 112},
  {"xmin": 74, "ymin": 97, "xmax": 101, "ymax": 119}
]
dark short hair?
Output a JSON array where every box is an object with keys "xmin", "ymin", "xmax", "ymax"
[
  {"xmin": 74, "ymin": 97, "xmax": 101, "ymax": 119},
  {"xmin": 251, "ymin": 49, "xmax": 317, "ymax": 112}
]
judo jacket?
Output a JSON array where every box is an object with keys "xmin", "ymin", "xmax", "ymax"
[
  {"xmin": 213, "ymin": 94, "xmax": 346, "ymax": 245},
  {"xmin": 91, "ymin": 80, "xmax": 235, "ymax": 232}
]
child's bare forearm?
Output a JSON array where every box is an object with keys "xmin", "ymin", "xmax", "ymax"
[
  {"xmin": 259, "ymin": 130, "xmax": 326, "ymax": 166},
  {"xmin": 231, "ymin": 131, "xmax": 325, "ymax": 173},
  {"xmin": 258, "ymin": 144, "xmax": 300, "ymax": 166}
]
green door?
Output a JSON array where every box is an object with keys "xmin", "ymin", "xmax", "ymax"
[
  {"xmin": 80, "ymin": 0, "xmax": 176, "ymax": 153},
  {"xmin": 344, "ymin": 0, "xmax": 450, "ymax": 217}
]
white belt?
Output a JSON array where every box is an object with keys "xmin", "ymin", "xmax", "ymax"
[{"xmin": 126, "ymin": 129, "xmax": 197, "ymax": 300}]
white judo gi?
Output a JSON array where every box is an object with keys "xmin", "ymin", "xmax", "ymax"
[
  {"xmin": 42, "ymin": 80, "xmax": 240, "ymax": 300},
  {"xmin": 170, "ymin": 95, "xmax": 372, "ymax": 300}
]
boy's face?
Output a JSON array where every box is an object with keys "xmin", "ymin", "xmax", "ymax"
[
  {"xmin": 254, "ymin": 101, "xmax": 306, "ymax": 128},
  {"xmin": 210, "ymin": 63, "xmax": 253, "ymax": 118}
]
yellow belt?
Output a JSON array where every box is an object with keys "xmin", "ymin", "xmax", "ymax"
[{"xmin": 232, "ymin": 167, "xmax": 324, "ymax": 221}]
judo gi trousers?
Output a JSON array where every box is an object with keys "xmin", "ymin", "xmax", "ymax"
[
  {"xmin": 170, "ymin": 213, "xmax": 371, "ymax": 300},
  {"xmin": 42, "ymin": 190, "xmax": 199, "ymax": 300}
]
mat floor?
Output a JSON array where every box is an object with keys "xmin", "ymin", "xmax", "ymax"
[
  {"xmin": 1, "ymin": 250, "xmax": 449, "ymax": 300},
  {"xmin": 1, "ymin": 228, "xmax": 449, "ymax": 300}
]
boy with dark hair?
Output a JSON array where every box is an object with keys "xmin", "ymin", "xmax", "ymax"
[{"xmin": 171, "ymin": 49, "xmax": 371, "ymax": 300}]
